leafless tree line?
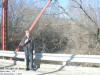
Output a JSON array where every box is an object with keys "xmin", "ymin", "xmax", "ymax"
[{"xmin": 0, "ymin": 0, "xmax": 100, "ymax": 54}]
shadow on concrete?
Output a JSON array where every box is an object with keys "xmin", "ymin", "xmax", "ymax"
[
  {"xmin": 33, "ymin": 52, "xmax": 43, "ymax": 71},
  {"xmin": 38, "ymin": 54, "xmax": 76, "ymax": 75}
]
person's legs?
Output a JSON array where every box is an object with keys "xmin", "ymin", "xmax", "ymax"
[
  {"xmin": 29, "ymin": 50, "xmax": 33, "ymax": 70},
  {"xmin": 25, "ymin": 50, "xmax": 29, "ymax": 70}
]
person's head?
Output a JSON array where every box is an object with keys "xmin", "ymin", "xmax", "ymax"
[{"xmin": 25, "ymin": 30, "xmax": 30, "ymax": 38}]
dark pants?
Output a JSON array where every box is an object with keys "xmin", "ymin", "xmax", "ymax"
[{"xmin": 25, "ymin": 48, "xmax": 33, "ymax": 69}]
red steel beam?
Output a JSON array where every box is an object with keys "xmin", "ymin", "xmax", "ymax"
[
  {"xmin": 2, "ymin": 0, "xmax": 8, "ymax": 50},
  {"xmin": 16, "ymin": 0, "xmax": 52, "ymax": 51},
  {"xmin": 29, "ymin": 0, "xmax": 52, "ymax": 31}
]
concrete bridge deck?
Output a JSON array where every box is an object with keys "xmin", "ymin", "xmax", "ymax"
[{"xmin": 0, "ymin": 61, "xmax": 100, "ymax": 75}]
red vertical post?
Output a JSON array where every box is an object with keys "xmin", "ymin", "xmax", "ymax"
[{"xmin": 2, "ymin": 0, "xmax": 8, "ymax": 50}]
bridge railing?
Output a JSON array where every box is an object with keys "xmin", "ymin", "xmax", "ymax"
[{"xmin": 0, "ymin": 50, "xmax": 100, "ymax": 65}]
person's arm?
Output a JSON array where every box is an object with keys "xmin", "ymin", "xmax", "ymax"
[
  {"xmin": 20, "ymin": 37, "xmax": 26, "ymax": 47},
  {"xmin": 16, "ymin": 37, "xmax": 27, "ymax": 52},
  {"xmin": 32, "ymin": 38, "xmax": 35, "ymax": 53},
  {"xmin": 25, "ymin": 38, "xmax": 31, "ymax": 44},
  {"xmin": 21, "ymin": 37, "xmax": 31, "ymax": 47},
  {"xmin": 25, "ymin": 39, "xmax": 29, "ymax": 44}
]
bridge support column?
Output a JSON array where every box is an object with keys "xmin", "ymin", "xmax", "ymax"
[{"xmin": 2, "ymin": 0, "xmax": 8, "ymax": 50}]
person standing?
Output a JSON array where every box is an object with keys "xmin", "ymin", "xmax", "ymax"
[{"xmin": 20, "ymin": 30, "xmax": 35, "ymax": 71}]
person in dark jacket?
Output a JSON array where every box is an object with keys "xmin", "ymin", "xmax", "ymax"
[{"xmin": 20, "ymin": 30, "xmax": 35, "ymax": 71}]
